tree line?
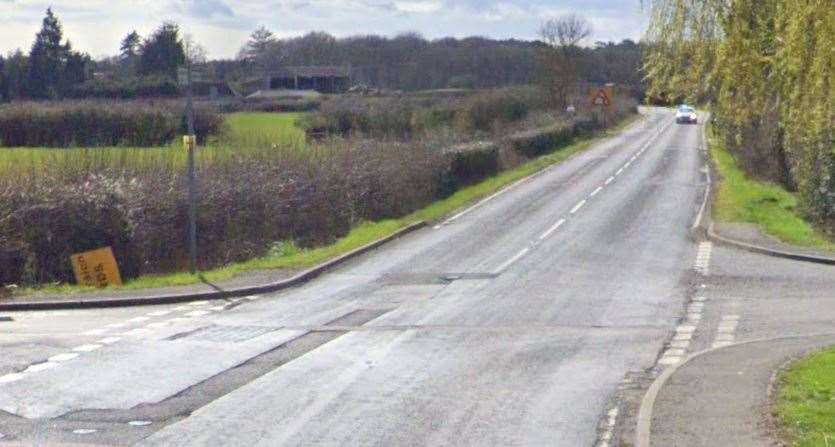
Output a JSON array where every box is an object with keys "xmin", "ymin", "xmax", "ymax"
[
  {"xmin": 227, "ymin": 27, "xmax": 644, "ymax": 94},
  {"xmin": 1, "ymin": 9, "xmax": 645, "ymax": 101}
]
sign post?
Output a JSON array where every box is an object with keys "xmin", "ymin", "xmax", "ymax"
[
  {"xmin": 588, "ymin": 86, "xmax": 614, "ymax": 128},
  {"xmin": 71, "ymin": 247, "xmax": 123, "ymax": 288},
  {"xmin": 184, "ymin": 55, "xmax": 198, "ymax": 275}
]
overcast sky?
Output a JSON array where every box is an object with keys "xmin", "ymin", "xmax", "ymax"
[{"xmin": 0, "ymin": 0, "xmax": 648, "ymax": 59}]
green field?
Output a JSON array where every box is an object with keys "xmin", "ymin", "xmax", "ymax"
[
  {"xmin": 709, "ymin": 130, "xmax": 835, "ymax": 252},
  {"xmin": 0, "ymin": 112, "xmax": 306, "ymax": 176},
  {"xmin": 776, "ymin": 348, "xmax": 835, "ymax": 447}
]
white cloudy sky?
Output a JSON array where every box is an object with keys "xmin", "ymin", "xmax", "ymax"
[{"xmin": 0, "ymin": 0, "xmax": 649, "ymax": 59}]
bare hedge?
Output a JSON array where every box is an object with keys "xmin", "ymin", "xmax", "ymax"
[{"xmin": 0, "ymin": 101, "xmax": 224, "ymax": 147}]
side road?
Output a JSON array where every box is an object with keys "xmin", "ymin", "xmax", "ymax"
[
  {"xmin": 633, "ymin": 235, "xmax": 835, "ymax": 446},
  {"xmin": 1, "ymin": 111, "xmax": 655, "ymax": 311}
]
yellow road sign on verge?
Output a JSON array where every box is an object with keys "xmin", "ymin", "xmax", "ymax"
[{"xmin": 71, "ymin": 247, "xmax": 123, "ymax": 288}]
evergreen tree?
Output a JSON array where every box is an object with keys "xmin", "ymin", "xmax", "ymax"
[
  {"xmin": 138, "ymin": 22, "xmax": 186, "ymax": 78},
  {"xmin": 28, "ymin": 8, "xmax": 67, "ymax": 99}
]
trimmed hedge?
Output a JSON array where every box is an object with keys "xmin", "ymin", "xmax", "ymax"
[{"xmin": 0, "ymin": 101, "xmax": 224, "ymax": 147}]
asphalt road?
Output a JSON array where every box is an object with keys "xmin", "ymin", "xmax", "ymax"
[{"xmin": 0, "ymin": 107, "xmax": 709, "ymax": 446}]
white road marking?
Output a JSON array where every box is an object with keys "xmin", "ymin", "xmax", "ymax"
[
  {"xmin": 694, "ymin": 242, "xmax": 713, "ymax": 275},
  {"xmin": 624, "ymin": 162, "xmax": 631, "ymax": 169},
  {"xmin": 147, "ymin": 310, "xmax": 172, "ymax": 317},
  {"xmin": 604, "ymin": 176, "xmax": 615, "ymax": 185},
  {"xmin": 97, "ymin": 337, "xmax": 121, "ymax": 345},
  {"xmin": 670, "ymin": 340, "xmax": 690, "ymax": 349},
  {"xmin": 590, "ymin": 186, "xmax": 604, "ymax": 197},
  {"xmin": 616, "ymin": 168, "xmax": 624, "ymax": 176},
  {"xmin": 24, "ymin": 362, "xmax": 58, "ymax": 373},
  {"xmin": 493, "ymin": 248, "xmax": 531, "ymax": 274},
  {"xmin": 658, "ymin": 356, "xmax": 681, "ymax": 366},
  {"xmin": 82, "ymin": 329, "xmax": 108, "ymax": 336},
  {"xmin": 673, "ymin": 333, "xmax": 692, "ymax": 341},
  {"xmin": 676, "ymin": 325, "xmax": 697, "ymax": 333},
  {"xmin": 570, "ymin": 200, "xmax": 587, "ymax": 214},
  {"xmin": 189, "ymin": 301, "xmax": 209, "ymax": 306},
  {"xmin": 246, "ymin": 295, "xmax": 261, "ymax": 301},
  {"xmin": 128, "ymin": 420, "xmax": 153, "ymax": 426},
  {"xmin": 539, "ymin": 219, "xmax": 566, "ymax": 241},
  {"xmin": 72, "ymin": 344, "xmax": 103, "ymax": 353},
  {"xmin": 126, "ymin": 317, "xmax": 150, "ymax": 323},
  {"xmin": 122, "ymin": 328, "xmax": 150, "ymax": 337},
  {"xmin": 209, "ymin": 306, "xmax": 226, "ymax": 311},
  {"xmin": 72, "ymin": 429, "xmax": 97, "ymax": 435},
  {"xmin": 106, "ymin": 323, "xmax": 127, "ymax": 329},
  {"xmin": 146, "ymin": 322, "xmax": 168, "ymax": 329},
  {"xmin": 172, "ymin": 306, "xmax": 189, "ymax": 311},
  {"xmin": 186, "ymin": 310, "xmax": 211, "ymax": 317},
  {"xmin": 0, "ymin": 373, "xmax": 24, "ymax": 384},
  {"xmin": 48, "ymin": 353, "xmax": 80, "ymax": 362}
]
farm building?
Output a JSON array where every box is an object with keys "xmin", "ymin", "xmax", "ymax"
[{"xmin": 241, "ymin": 67, "xmax": 351, "ymax": 95}]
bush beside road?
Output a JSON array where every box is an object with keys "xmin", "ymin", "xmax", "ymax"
[{"xmin": 709, "ymin": 128, "xmax": 835, "ymax": 252}]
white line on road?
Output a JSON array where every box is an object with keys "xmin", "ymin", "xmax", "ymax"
[
  {"xmin": 126, "ymin": 317, "xmax": 149, "ymax": 323},
  {"xmin": 147, "ymin": 310, "xmax": 172, "ymax": 317},
  {"xmin": 186, "ymin": 310, "xmax": 211, "ymax": 317},
  {"xmin": 616, "ymin": 168, "xmax": 624, "ymax": 176},
  {"xmin": 24, "ymin": 362, "xmax": 59, "ymax": 373},
  {"xmin": 539, "ymin": 219, "xmax": 566, "ymax": 241},
  {"xmin": 0, "ymin": 373, "xmax": 24, "ymax": 384},
  {"xmin": 590, "ymin": 186, "xmax": 604, "ymax": 197},
  {"xmin": 604, "ymin": 176, "xmax": 615, "ymax": 185},
  {"xmin": 493, "ymin": 248, "xmax": 530, "ymax": 274},
  {"xmin": 570, "ymin": 200, "xmax": 587, "ymax": 214},
  {"xmin": 72, "ymin": 344, "xmax": 103, "ymax": 353},
  {"xmin": 48, "ymin": 353, "xmax": 80, "ymax": 362}
]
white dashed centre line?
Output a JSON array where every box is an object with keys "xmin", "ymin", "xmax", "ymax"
[
  {"xmin": 0, "ymin": 373, "xmax": 24, "ymax": 384},
  {"xmin": 539, "ymin": 219, "xmax": 566, "ymax": 241},
  {"xmin": 97, "ymin": 337, "xmax": 121, "ymax": 345},
  {"xmin": 616, "ymin": 168, "xmax": 624, "ymax": 176},
  {"xmin": 494, "ymin": 248, "xmax": 531, "ymax": 274},
  {"xmin": 24, "ymin": 362, "xmax": 59, "ymax": 373},
  {"xmin": 590, "ymin": 186, "xmax": 604, "ymax": 197},
  {"xmin": 147, "ymin": 310, "xmax": 172, "ymax": 317},
  {"xmin": 72, "ymin": 344, "xmax": 103, "ymax": 353},
  {"xmin": 48, "ymin": 353, "xmax": 80, "ymax": 362},
  {"xmin": 570, "ymin": 200, "xmax": 587, "ymax": 214},
  {"xmin": 604, "ymin": 176, "xmax": 615, "ymax": 185}
]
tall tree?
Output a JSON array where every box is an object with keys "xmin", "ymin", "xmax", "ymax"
[
  {"xmin": 28, "ymin": 8, "xmax": 67, "ymax": 99},
  {"xmin": 539, "ymin": 14, "xmax": 593, "ymax": 108},
  {"xmin": 138, "ymin": 22, "xmax": 186, "ymax": 78},
  {"xmin": 241, "ymin": 26, "xmax": 276, "ymax": 62},
  {"xmin": 119, "ymin": 30, "xmax": 142, "ymax": 72}
]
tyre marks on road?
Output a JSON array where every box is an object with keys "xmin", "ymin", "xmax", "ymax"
[{"xmin": 0, "ymin": 295, "xmax": 263, "ymax": 386}]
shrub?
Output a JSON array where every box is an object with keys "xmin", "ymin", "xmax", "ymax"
[
  {"xmin": 69, "ymin": 76, "xmax": 179, "ymax": 99},
  {"xmin": 0, "ymin": 100, "xmax": 223, "ymax": 147}
]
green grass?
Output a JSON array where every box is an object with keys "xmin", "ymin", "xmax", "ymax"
[
  {"xmin": 19, "ymin": 114, "xmax": 640, "ymax": 296},
  {"xmin": 0, "ymin": 112, "xmax": 307, "ymax": 176},
  {"xmin": 775, "ymin": 348, "xmax": 835, "ymax": 447},
  {"xmin": 216, "ymin": 112, "xmax": 306, "ymax": 148},
  {"xmin": 709, "ymin": 131, "xmax": 835, "ymax": 251}
]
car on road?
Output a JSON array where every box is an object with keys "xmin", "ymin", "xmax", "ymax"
[{"xmin": 675, "ymin": 105, "xmax": 698, "ymax": 124}]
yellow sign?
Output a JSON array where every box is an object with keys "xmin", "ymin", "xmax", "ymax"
[
  {"xmin": 589, "ymin": 87, "xmax": 613, "ymax": 107},
  {"xmin": 183, "ymin": 135, "xmax": 197, "ymax": 151},
  {"xmin": 70, "ymin": 247, "xmax": 123, "ymax": 288}
]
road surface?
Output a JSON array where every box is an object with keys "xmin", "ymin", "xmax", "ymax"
[{"xmin": 0, "ymin": 107, "xmax": 708, "ymax": 446}]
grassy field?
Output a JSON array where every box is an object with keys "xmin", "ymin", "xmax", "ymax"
[
  {"xmin": 775, "ymin": 348, "xmax": 835, "ymax": 447},
  {"xmin": 22, "ymin": 113, "xmax": 641, "ymax": 295},
  {"xmin": 0, "ymin": 112, "xmax": 306, "ymax": 176},
  {"xmin": 215, "ymin": 112, "xmax": 305, "ymax": 148},
  {"xmin": 709, "ymin": 130, "xmax": 835, "ymax": 252}
]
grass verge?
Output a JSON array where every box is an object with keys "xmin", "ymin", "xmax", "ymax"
[
  {"xmin": 20, "ymin": 114, "xmax": 640, "ymax": 296},
  {"xmin": 775, "ymin": 347, "xmax": 835, "ymax": 447},
  {"xmin": 709, "ymin": 129, "xmax": 835, "ymax": 251}
]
